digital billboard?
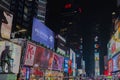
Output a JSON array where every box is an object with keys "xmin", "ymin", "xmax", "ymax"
[
  {"xmin": 56, "ymin": 34, "xmax": 67, "ymax": 56},
  {"xmin": 64, "ymin": 57, "xmax": 69, "ymax": 73},
  {"xmin": 70, "ymin": 49, "xmax": 76, "ymax": 68},
  {"xmin": 108, "ymin": 59, "xmax": 113, "ymax": 75},
  {"xmin": 24, "ymin": 42, "xmax": 36, "ymax": 66},
  {"xmin": 113, "ymin": 53, "xmax": 120, "ymax": 72},
  {"xmin": 33, "ymin": 45, "xmax": 64, "ymax": 70},
  {"xmin": 0, "ymin": 41, "xmax": 22, "ymax": 73},
  {"xmin": 32, "ymin": 18, "xmax": 54, "ymax": 49},
  {"xmin": 108, "ymin": 27, "xmax": 120, "ymax": 59},
  {"xmin": 52, "ymin": 54, "xmax": 64, "ymax": 71},
  {"xmin": 34, "ymin": 46, "xmax": 53, "ymax": 69},
  {"xmin": 0, "ymin": 74, "xmax": 17, "ymax": 80},
  {"xmin": 0, "ymin": 8, "xmax": 13, "ymax": 39}
]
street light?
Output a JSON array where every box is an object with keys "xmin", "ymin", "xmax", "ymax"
[{"xmin": 11, "ymin": 29, "xmax": 27, "ymax": 38}]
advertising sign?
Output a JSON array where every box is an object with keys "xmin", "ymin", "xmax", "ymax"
[
  {"xmin": 70, "ymin": 49, "xmax": 76, "ymax": 68},
  {"xmin": 108, "ymin": 27, "xmax": 120, "ymax": 59},
  {"xmin": 64, "ymin": 57, "xmax": 69, "ymax": 73},
  {"xmin": 94, "ymin": 52, "xmax": 100, "ymax": 76},
  {"xmin": 34, "ymin": 46, "xmax": 50, "ymax": 69},
  {"xmin": 24, "ymin": 42, "xmax": 36, "ymax": 66},
  {"xmin": 113, "ymin": 53, "xmax": 120, "ymax": 72},
  {"xmin": 52, "ymin": 54, "xmax": 64, "ymax": 71},
  {"xmin": 0, "ymin": 41, "xmax": 22, "ymax": 73},
  {"xmin": 108, "ymin": 59, "xmax": 113, "ymax": 75},
  {"xmin": 11, "ymin": 43, "xmax": 22, "ymax": 73},
  {"xmin": 32, "ymin": 18, "xmax": 54, "ymax": 49},
  {"xmin": 56, "ymin": 34, "xmax": 67, "ymax": 55},
  {"xmin": 0, "ymin": 8, "xmax": 13, "ymax": 39},
  {"xmin": 58, "ymin": 55, "xmax": 64, "ymax": 71}
]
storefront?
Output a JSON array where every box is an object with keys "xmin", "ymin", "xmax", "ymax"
[
  {"xmin": 23, "ymin": 41, "xmax": 64, "ymax": 80},
  {"xmin": 45, "ymin": 70, "xmax": 64, "ymax": 80},
  {"xmin": 30, "ymin": 67, "xmax": 44, "ymax": 80}
]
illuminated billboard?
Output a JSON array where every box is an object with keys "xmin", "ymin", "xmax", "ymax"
[
  {"xmin": 70, "ymin": 49, "xmax": 76, "ymax": 68},
  {"xmin": 24, "ymin": 42, "xmax": 36, "ymax": 66},
  {"xmin": 56, "ymin": 34, "xmax": 67, "ymax": 55},
  {"xmin": 94, "ymin": 52, "xmax": 100, "ymax": 76},
  {"xmin": 34, "ymin": 46, "xmax": 54, "ymax": 69},
  {"xmin": 32, "ymin": 18, "xmax": 54, "ymax": 49},
  {"xmin": 0, "ymin": 41, "xmax": 22, "ymax": 73},
  {"xmin": 52, "ymin": 54, "xmax": 64, "ymax": 71},
  {"xmin": 108, "ymin": 27, "xmax": 120, "ymax": 59},
  {"xmin": 108, "ymin": 59, "xmax": 113, "ymax": 75},
  {"xmin": 33, "ymin": 45, "xmax": 64, "ymax": 70},
  {"xmin": 0, "ymin": 8, "xmax": 13, "ymax": 39},
  {"xmin": 64, "ymin": 57, "xmax": 69, "ymax": 73},
  {"xmin": 113, "ymin": 53, "xmax": 120, "ymax": 72}
]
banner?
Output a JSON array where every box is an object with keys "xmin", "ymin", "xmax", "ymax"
[{"xmin": 24, "ymin": 42, "xmax": 36, "ymax": 66}]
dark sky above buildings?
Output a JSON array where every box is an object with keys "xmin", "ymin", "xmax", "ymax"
[
  {"xmin": 46, "ymin": 0, "xmax": 116, "ymax": 42},
  {"xmin": 46, "ymin": 0, "xmax": 115, "ymax": 32}
]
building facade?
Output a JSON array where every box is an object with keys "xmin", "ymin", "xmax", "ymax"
[{"xmin": 9, "ymin": 0, "xmax": 47, "ymax": 38}]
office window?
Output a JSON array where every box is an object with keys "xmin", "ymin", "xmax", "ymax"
[{"xmin": 24, "ymin": 6, "xmax": 28, "ymax": 14}]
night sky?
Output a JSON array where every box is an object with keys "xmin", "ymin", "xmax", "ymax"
[
  {"xmin": 46, "ymin": 0, "xmax": 115, "ymax": 35},
  {"xmin": 46, "ymin": 0, "xmax": 116, "ymax": 47}
]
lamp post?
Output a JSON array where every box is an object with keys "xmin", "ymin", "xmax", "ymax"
[{"xmin": 11, "ymin": 29, "xmax": 27, "ymax": 39}]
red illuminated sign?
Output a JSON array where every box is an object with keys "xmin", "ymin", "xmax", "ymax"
[{"xmin": 65, "ymin": 3, "xmax": 72, "ymax": 9}]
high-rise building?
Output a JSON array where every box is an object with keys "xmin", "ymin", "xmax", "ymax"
[
  {"xmin": 10, "ymin": 0, "xmax": 47, "ymax": 38},
  {"xmin": 0, "ymin": 0, "xmax": 11, "ymax": 10},
  {"xmin": 36, "ymin": 0, "xmax": 47, "ymax": 23}
]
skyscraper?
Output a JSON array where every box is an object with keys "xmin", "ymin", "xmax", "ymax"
[
  {"xmin": 0, "ymin": 0, "xmax": 11, "ymax": 10},
  {"xmin": 36, "ymin": 0, "xmax": 47, "ymax": 23},
  {"xmin": 10, "ymin": 0, "xmax": 47, "ymax": 38}
]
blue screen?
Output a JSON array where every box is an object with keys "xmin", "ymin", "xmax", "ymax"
[{"xmin": 32, "ymin": 18, "xmax": 54, "ymax": 49}]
